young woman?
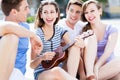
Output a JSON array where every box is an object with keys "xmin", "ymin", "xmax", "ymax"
[
  {"xmin": 30, "ymin": 1, "xmax": 86, "ymax": 80},
  {"xmin": 82, "ymin": 0, "xmax": 120, "ymax": 80}
]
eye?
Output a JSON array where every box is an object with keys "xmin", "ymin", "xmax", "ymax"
[
  {"xmin": 84, "ymin": 12, "xmax": 88, "ymax": 14},
  {"xmin": 91, "ymin": 10, "xmax": 95, "ymax": 13},
  {"xmin": 51, "ymin": 11, "xmax": 55, "ymax": 14},
  {"xmin": 43, "ymin": 11, "xmax": 47, "ymax": 14},
  {"xmin": 70, "ymin": 9, "xmax": 73, "ymax": 13},
  {"xmin": 24, "ymin": 6, "xmax": 29, "ymax": 10},
  {"xmin": 76, "ymin": 11, "xmax": 80, "ymax": 14}
]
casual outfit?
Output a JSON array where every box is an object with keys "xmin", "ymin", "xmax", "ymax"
[
  {"xmin": 10, "ymin": 22, "xmax": 30, "ymax": 80},
  {"xmin": 14, "ymin": 22, "xmax": 29, "ymax": 74},
  {"xmin": 97, "ymin": 24, "xmax": 118, "ymax": 62},
  {"xmin": 34, "ymin": 25, "xmax": 67, "ymax": 80},
  {"xmin": 57, "ymin": 18, "xmax": 85, "ymax": 41},
  {"xmin": 0, "ymin": 20, "xmax": 29, "ymax": 79}
]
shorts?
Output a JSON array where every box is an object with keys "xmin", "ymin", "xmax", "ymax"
[
  {"xmin": 34, "ymin": 63, "xmax": 64, "ymax": 80},
  {"xmin": 9, "ymin": 68, "xmax": 25, "ymax": 80}
]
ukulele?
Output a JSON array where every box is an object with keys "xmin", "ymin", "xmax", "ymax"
[{"xmin": 41, "ymin": 30, "xmax": 94, "ymax": 69}]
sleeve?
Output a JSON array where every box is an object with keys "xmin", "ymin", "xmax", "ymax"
[
  {"xmin": 36, "ymin": 28, "xmax": 42, "ymax": 39},
  {"xmin": 107, "ymin": 25, "xmax": 118, "ymax": 35},
  {"xmin": 55, "ymin": 25, "xmax": 68, "ymax": 38}
]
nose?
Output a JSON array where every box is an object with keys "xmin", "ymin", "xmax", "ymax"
[
  {"xmin": 27, "ymin": 7, "xmax": 30, "ymax": 14},
  {"xmin": 47, "ymin": 13, "xmax": 52, "ymax": 18},
  {"xmin": 71, "ymin": 12, "xmax": 76, "ymax": 17}
]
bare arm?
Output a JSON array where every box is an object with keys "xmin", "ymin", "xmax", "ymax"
[
  {"xmin": 0, "ymin": 21, "xmax": 35, "ymax": 38},
  {"xmin": 95, "ymin": 32, "xmax": 118, "ymax": 67}
]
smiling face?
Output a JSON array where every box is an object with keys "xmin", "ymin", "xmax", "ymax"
[
  {"xmin": 83, "ymin": 1, "xmax": 102, "ymax": 24},
  {"xmin": 15, "ymin": 0, "xmax": 30, "ymax": 22},
  {"xmin": 66, "ymin": 4, "xmax": 82, "ymax": 25},
  {"xmin": 41, "ymin": 4, "xmax": 58, "ymax": 27}
]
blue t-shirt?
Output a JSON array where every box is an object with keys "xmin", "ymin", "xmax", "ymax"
[{"xmin": 14, "ymin": 22, "xmax": 29, "ymax": 74}]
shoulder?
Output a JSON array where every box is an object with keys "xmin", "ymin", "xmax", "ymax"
[
  {"xmin": 57, "ymin": 18, "xmax": 66, "ymax": 26},
  {"xmin": 55, "ymin": 25, "xmax": 67, "ymax": 31},
  {"xmin": 19, "ymin": 22, "xmax": 30, "ymax": 29},
  {"xmin": 76, "ymin": 20, "xmax": 86, "ymax": 28},
  {"xmin": 106, "ymin": 24, "xmax": 118, "ymax": 33}
]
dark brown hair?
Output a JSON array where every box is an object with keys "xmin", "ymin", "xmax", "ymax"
[
  {"xmin": 82, "ymin": 0, "xmax": 102, "ymax": 32},
  {"xmin": 1, "ymin": 0, "xmax": 23, "ymax": 16},
  {"xmin": 34, "ymin": 0, "xmax": 60, "ymax": 29}
]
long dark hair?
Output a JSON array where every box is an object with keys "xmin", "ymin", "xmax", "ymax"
[{"xmin": 34, "ymin": 0, "xmax": 60, "ymax": 29}]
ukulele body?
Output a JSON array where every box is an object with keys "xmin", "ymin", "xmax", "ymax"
[{"xmin": 41, "ymin": 46, "xmax": 68, "ymax": 69}]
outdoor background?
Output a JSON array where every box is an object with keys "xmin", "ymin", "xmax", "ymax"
[{"xmin": 0, "ymin": 0, "xmax": 120, "ymax": 80}]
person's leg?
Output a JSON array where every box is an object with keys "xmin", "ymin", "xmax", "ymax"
[
  {"xmin": 98, "ymin": 57, "xmax": 120, "ymax": 80},
  {"xmin": 67, "ymin": 45, "xmax": 80, "ymax": 77},
  {"xmin": 108, "ymin": 72, "xmax": 120, "ymax": 80},
  {"xmin": 0, "ymin": 34, "xmax": 19, "ymax": 80},
  {"xmin": 38, "ymin": 67, "xmax": 78, "ymax": 80},
  {"xmin": 78, "ymin": 56, "xmax": 86, "ymax": 80},
  {"xmin": 84, "ymin": 34, "xmax": 97, "ymax": 78}
]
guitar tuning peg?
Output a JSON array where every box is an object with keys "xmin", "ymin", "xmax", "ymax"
[{"xmin": 87, "ymin": 30, "xmax": 94, "ymax": 35}]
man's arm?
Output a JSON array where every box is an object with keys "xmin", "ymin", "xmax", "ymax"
[{"xmin": 0, "ymin": 21, "xmax": 35, "ymax": 38}]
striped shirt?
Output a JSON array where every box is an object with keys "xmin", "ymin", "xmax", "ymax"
[{"xmin": 34, "ymin": 25, "xmax": 67, "ymax": 79}]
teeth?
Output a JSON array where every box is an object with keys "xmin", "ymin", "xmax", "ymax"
[
  {"xmin": 89, "ymin": 17, "xmax": 94, "ymax": 21},
  {"xmin": 71, "ymin": 17, "xmax": 76, "ymax": 20}
]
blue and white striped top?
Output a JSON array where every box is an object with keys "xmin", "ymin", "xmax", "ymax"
[
  {"xmin": 34, "ymin": 25, "xmax": 67, "ymax": 79},
  {"xmin": 36, "ymin": 25, "xmax": 67, "ymax": 54}
]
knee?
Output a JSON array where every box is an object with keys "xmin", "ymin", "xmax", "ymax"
[
  {"xmin": 87, "ymin": 34, "xmax": 97, "ymax": 43},
  {"xmin": 51, "ymin": 67, "xmax": 62, "ymax": 72},
  {"xmin": 38, "ymin": 69, "xmax": 58, "ymax": 80},
  {"xmin": 4, "ymin": 34, "xmax": 19, "ymax": 43}
]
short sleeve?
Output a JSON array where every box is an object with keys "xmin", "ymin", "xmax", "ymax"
[
  {"xmin": 106, "ymin": 25, "xmax": 118, "ymax": 36},
  {"xmin": 55, "ymin": 25, "xmax": 68, "ymax": 38}
]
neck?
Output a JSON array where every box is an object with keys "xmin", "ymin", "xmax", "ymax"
[
  {"xmin": 66, "ymin": 20, "xmax": 75, "ymax": 29},
  {"xmin": 91, "ymin": 21, "xmax": 103, "ymax": 28},
  {"xmin": 43, "ymin": 24, "xmax": 54, "ymax": 31},
  {"xmin": 5, "ymin": 16, "xmax": 18, "ymax": 23}
]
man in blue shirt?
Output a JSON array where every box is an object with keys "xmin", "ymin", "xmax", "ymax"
[{"xmin": 0, "ymin": 0, "xmax": 42, "ymax": 80}]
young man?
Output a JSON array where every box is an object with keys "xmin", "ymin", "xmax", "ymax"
[
  {"xmin": 57, "ymin": 0, "xmax": 85, "ymax": 41},
  {"xmin": 0, "ymin": 0, "xmax": 42, "ymax": 80},
  {"xmin": 57, "ymin": 0, "xmax": 97, "ymax": 80},
  {"xmin": 57, "ymin": 0, "xmax": 84, "ymax": 76},
  {"xmin": 0, "ymin": 22, "xmax": 42, "ymax": 80},
  {"xmin": 57, "ymin": 0, "xmax": 85, "ymax": 79}
]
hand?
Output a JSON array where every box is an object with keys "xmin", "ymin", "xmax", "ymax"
[
  {"xmin": 42, "ymin": 52, "xmax": 56, "ymax": 61},
  {"xmin": 74, "ymin": 36, "xmax": 85, "ymax": 48},
  {"xmin": 30, "ymin": 35, "xmax": 43, "ymax": 55}
]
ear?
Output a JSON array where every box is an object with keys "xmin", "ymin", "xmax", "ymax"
[
  {"xmin": 99, "ymin": 8, "xmax": 102, "ymax": 16},
  {"xmin": 10, "ymin": 9, "xmax": 18, "ymax": 15}
]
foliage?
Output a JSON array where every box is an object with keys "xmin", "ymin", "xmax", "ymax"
[{"xmin": 27, "ymin": 16, "xmax": 35, "ymax": 23}]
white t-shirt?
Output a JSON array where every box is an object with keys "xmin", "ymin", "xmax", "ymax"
[{"xmin": 57, "ymin": 18, "xmax": 86, "ymax": 41}]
